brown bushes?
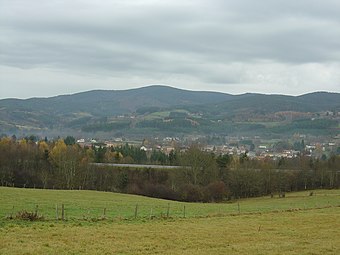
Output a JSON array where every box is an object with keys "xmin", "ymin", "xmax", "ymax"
[{"xmin": 11, "ymin": 210, "xmax": 44, "ymax": 221}]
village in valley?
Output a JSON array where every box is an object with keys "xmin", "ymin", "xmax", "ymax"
[
  {"xmin": 75, "ymin": 132, "xmax": 340, "ymax": 163},
  {"xmin": 62, "ymin": 106, "xmax": 340, "ymax": 163}
]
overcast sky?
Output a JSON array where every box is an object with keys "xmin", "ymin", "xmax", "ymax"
[{"xmin": 1, "ymin": 0, "xmax": 340, "ymax": 99}]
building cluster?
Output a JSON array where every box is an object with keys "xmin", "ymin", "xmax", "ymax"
[{"xmin": 75, "ymin": 132, "xmax": 340, "ymax": 160}]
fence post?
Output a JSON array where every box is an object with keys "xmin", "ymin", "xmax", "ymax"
[
  {"xmin": 61, "ymin": 204, "xmax": 65, "ymax": 221},
  {"xmin": 35, "ymin": 205, "xmax": 38, "ymax": 215},
  {"xmin": 238, "ymin": 202, "xmax": 240, "ymax": 214},
  {"xmin": 166, "ymin": 203, "xmax": 170, "ymax": 219},
  {"xmin": 183, "ymin": 205, "xmax": 186, "ymax": 218},
  {"xmin": 103, "ymin": 208, "xmax": 107, "ymax": 218},
  {"xmin": 134, "ymin": 204, "xmax": 138, "ymax": 219},
  {"xmin": 149, "ymin": 208, "xmax": 153, "ymax": 220},
  {"xmin": 56, "ymin": 204, "xmax": 59, "ymax": 220}
]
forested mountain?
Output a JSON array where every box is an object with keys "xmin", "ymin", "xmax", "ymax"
[
  {"xmin": 190, "ymin": 92, "xmax": 340, "ymax": 118},
  {"xmin": 0, "ymin": 85, "xmax": 232, "ymax": 116},
  {"xmin": 0, "ymin": 85, "xmax": 339, "ymax": 137}
]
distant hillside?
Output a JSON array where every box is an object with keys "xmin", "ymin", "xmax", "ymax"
[
  {"xmin": 0, "ymin": 86, "xmax": 339, "ymax": 137},
  {"xmin": 195, "ymin": 92, "xmax": 340, "ymax": 117},
  {"xmin": 0, "ymin": 85, "xmax": 231, "ymax": 116}
]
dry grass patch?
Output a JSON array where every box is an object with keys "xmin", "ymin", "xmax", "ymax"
[{"xmin": 0, "ymin": 207, "xmax": 339, "ymax": 255}]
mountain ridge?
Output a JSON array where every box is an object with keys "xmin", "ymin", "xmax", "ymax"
[
  {"xmin": 2, "ymin": 85, "xmax": 339, "ymax": 101},
  {"xmin": 0, "ymin": 85, "xmax": 339, "ymax": 137}
]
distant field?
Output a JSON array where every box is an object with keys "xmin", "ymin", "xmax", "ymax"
[
  {"xmin": 143, "ymin": 109, "xmax": 190, "ymax": 120},
  {"xmin": 0, "ymin": 188, "xmax": 339, "ymax": 255},
  {"xmin": 143, "ymin": 111, "xmax": 171, "ymax": 120}
]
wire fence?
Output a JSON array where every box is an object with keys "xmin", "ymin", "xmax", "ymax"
[{"xmin": 3, "ymin": 198, "xmax": 340, "ymax": 222}]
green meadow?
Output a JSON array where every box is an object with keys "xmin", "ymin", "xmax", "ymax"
[
  {"xmin": 0, "ymin": 187, "xmax": 339, "ymax": 254},
  {"xmin": 0, "ymin": 187, "xmax": 339, "ymax": 220}
]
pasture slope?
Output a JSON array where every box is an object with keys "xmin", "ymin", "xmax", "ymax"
[{"xmin": 0, "ymin": 187, "xmax": 339, "ymax": 255}]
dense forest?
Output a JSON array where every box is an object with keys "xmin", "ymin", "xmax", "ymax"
[{"xmin": 0, "ymin": 136, "xmax": 339, "ymax": 202}]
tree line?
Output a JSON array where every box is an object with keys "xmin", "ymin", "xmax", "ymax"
[{"xmin": 0, "ymin": 136, "xmax": 339, "ymax": 202}]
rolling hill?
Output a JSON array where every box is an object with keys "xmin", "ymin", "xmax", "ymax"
[
  {"xmin": 0, "ymin": 85, "xmax": 232, "ymax": 116},
  {"xmin": 0, "ymin": 85, "xmax": 339, "ymax": 137}
]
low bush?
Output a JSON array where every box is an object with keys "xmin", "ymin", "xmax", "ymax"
[{"xmin": 14, "ymin": 210, "xmax": 44, "ymax": 221}]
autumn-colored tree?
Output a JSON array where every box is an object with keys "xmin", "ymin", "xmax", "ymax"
[
  {"xmin": 180, "ymin": 145, "xmax": 218, "ymax": 185},
  {"xmin": 0, "ymin": 137, "xmax": 15, "ymax": 186},
  {"xmin": 49, "ymin": 140, "xmax": 82, "ymax": 189},
  {"xmin": 37, "ymin": 141, "xmax": 51, "ymax": 188}
]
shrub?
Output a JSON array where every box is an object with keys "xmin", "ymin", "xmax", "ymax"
[
  {"xmin": 180, "ymin": 184, "xmax": 204, "ymax": 202},
  {"xmin": 14, "ymin": 210, "xmax": 44, "ymax": 221},
  {"xmin": 142, "ymin": 183, "xmax": 180, "ymax": 200},
  {"xmin": 204, "ymin": 181, "xmax": 228, "ymax": 202}
]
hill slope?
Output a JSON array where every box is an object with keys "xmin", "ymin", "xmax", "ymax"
[
  {"xmin": 194, "ymin": 92, "xmax": 340, "ymax": 116},
  {"xmin": 0, "ymin": 85, "xmax": 232, "ymax": 116},
  {"xmin": 0, "ymin": 86, "xmax": 339, "ymax": 136},
  {"xmin": 1, "ymin": 187, "xmax": 339, "ymax": 255}
]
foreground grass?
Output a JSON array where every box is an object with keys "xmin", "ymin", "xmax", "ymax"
[
  {"xmin": 0, "ymin": 187, "xmax": 339, "ymax": 220},
  {"xmin": 0, "ymin": 188, "xmax": 339, "ymax": 254},
  {"xmin": 0, "ymin": 207, "xmax": 339, "ymax": 255}
]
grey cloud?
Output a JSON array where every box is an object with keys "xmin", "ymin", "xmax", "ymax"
[{"xmin": 0, "ymin": 0, "xmax": 340, "ymax": 98}]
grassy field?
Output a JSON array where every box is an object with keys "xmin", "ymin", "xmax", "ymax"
[
  {"xmin": 0, "ymin": 187, "xmax": 339, "ymax": 220},
  {"xmin": 0, "ymin": 187, "xmax": 339, "ymax": 254},
  {"xmin": 143, "ymin": 111, "xmax": 171, "ymax": 120}
]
